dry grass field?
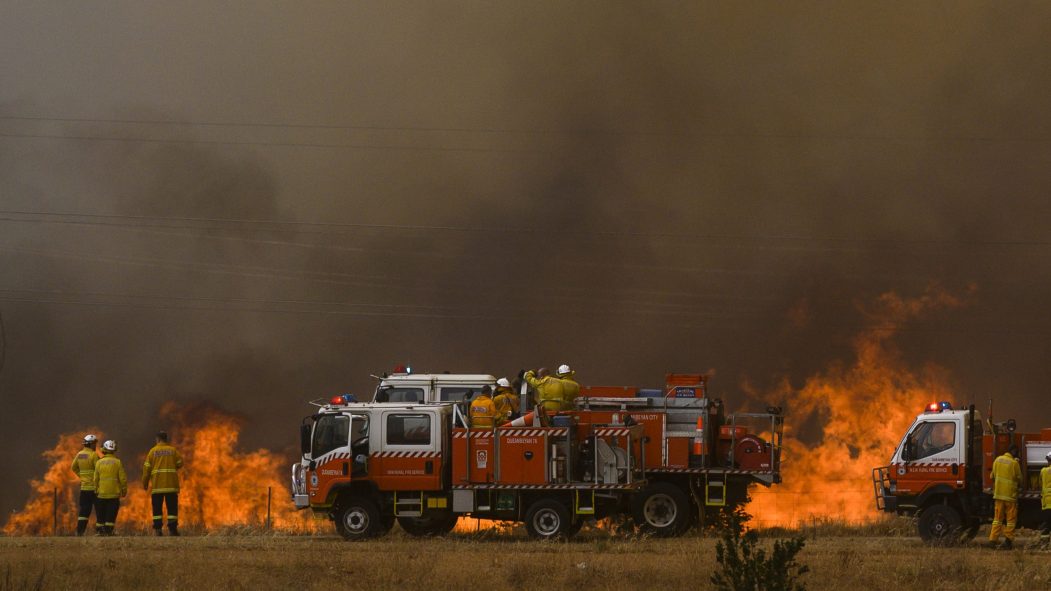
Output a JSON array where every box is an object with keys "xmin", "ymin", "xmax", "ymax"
[{"xmin": 1, "ymin": 526, "xmax": 1049, "ymax": 591}]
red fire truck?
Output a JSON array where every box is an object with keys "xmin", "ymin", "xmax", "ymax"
[
  {"xmin": 291, "ymin": 372, "xmax": 783, "ymax": 540},
  {"xmin": 873, "ymin": 401, "xmax": 1051, "ymax": 543}
]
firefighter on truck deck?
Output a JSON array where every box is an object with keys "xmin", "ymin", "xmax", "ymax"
[
  {"xmin": 523, "ymin": 367, "xmax": 563, "ymax": 412},
  {"xmin": 469, "ymin": 386, "xmax": 496, "ymax": 428},
  {"xmin": 142, "ymin": 430, "xmax": 183, "ymax": 536},
  {"xmin": 556, "ymin": 364, "xmax": 579, "ymax": 409},
  {"xmin": 492, "ymin": 378, "xmax": 519, "ymax": 423}
]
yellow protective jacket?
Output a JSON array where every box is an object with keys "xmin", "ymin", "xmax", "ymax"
[
  {"xmin": 70, "ymin": 448, "xmax": 99, "ymax": 492},
  {"xmin": 142, "ymin": 443, "xmax": 183, "ymax": 494},
  {"xmin": 1041, "ymin": 466, "xmax": 1051, "ymax": 510},
  {"xmin": 558, "ymin": 375, "xmax": 580, "ymax": 410},
  {"xmin": 991, "ymin": 452, "xmax": 1022, "ymax": 502},
  {"xmin": 493, "ymin": 387, "xmax": 519, "ymax": 423},
  {"xmin": 524, "ymin": 371, "xmax": 564, "ymax": 412},
  {"xmin": 93, "ymin": 454, "xmax": 127, "ymax": 500},
  {"xmin": 470, "ymin": 395, "xmax": 496, "ymax": 428}
]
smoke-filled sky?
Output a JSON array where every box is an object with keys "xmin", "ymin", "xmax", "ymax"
[{"xmin": 3, "ymin": 3, "xmax": 1051, "ymax": 516}]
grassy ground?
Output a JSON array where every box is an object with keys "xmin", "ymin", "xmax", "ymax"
[{"xmin": 1, "ymin": 526, "xmax": 1049, "ymax": 591}]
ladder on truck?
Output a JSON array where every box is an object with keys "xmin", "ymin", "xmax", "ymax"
[{"xmin": 705, "ymin": 472, "xmax": 727, "ymax": 507}]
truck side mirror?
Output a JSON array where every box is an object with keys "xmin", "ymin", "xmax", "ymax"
[{"xmin": 300, "ymin": 424, "xmax": 312, "ymax": 457}]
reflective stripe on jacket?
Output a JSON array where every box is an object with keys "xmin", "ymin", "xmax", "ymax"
[
  {"xmin": 93, "ymin": 455, "xmax": 127, "ymax": 499},
  {"xmin": 1041, "ymin": 466, "xmax": 1051, "ymax": 510},
  {"xmin": 524, "ymin": 371, "xmax": 564, "ymax": 412},
  {"xmin": 70, "ymin": 449, "xmax": 98, "ymax": 491},
  {"xmin": 991, "ymin": 453, "xmax": 1022, "ymax": 502},
  {"xmin": 469, "ymin": 396, "xmax": 496, "ymax": 428},
  {"xmin": 142, "ymin": 444, "xmax": 183, "ymax": 493}
]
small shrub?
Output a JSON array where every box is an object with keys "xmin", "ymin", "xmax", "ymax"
[{"xmin": 711, "ymin": 508, "xmax": 809, "ymax": 591}]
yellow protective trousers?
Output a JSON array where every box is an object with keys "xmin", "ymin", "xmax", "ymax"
[{"xmin": 989, "ymin": 499, "xmax": 1018, "ymax": 542}]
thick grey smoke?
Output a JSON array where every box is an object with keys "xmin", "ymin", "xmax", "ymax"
[{"xmin": 3, "ymin": 4, "xmax": 1051, "ymax": 516}]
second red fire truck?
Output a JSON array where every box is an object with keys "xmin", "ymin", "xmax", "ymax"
[{"xmin": 291, "ymin": 371, "xmax": 783, "ymax": 540}]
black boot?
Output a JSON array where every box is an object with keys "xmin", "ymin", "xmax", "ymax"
[
  {"xmin": 154, "ymin": 528, "xmax": 164, "ymax": 536},
  {"xmin": 999, "ymin": 539, "xmax": 1013, "ymax": 550},
  {"xmin": 168, "ymin": 524, "xmax": 179, "ymax": 537}
]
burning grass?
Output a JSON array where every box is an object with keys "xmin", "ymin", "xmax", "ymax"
[
  {"xmin": 3, "ymin": 403, "xmax": 317, "ymax": 536},
  {"xmin": 746, "ymin": 287, "xmax": 967, "ymax": 527}
]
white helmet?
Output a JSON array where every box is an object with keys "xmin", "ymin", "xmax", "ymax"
[
  {"xmin": 1046, "ymin": 451, "xmax": 1051, "ymax": 463},
  {"xmin": 102, "ymin": 440, "xmax": 117, "ymax": 452},
  {"xmin": 557, "ymin": 364, "xmax": 572, "ymax": 376},
  {"xmin": 496, "ymin": 378, "xmax": 511, "ymax": 388},
  {"xmin": 83, "ymin": 434, "xmax": 98, "ymax": 444}
]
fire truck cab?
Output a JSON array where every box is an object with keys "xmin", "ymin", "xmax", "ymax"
[{"xmin": 874, "ymin": 402, "xmax": 1051, "ymax": 544}]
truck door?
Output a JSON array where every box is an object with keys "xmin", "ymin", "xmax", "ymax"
[
  {"xmin": 895, "ymin": 419, "xmax": 963, "ymax": 497},
  {"xmin": 307, "ymin": 413, "xmax": 354, "ymax": 504},
  {"xmin": 373, "ymin": 410, "xmax": 443, "ymax": 491}
]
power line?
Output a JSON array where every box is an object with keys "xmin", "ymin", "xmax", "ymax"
[
  {"xmin": 5, "ymin": 209, "xmax": 1051, "ymax": 247},
  {"xmin": 4, "ymin": 114, "xmax": 1051, "ymax": 144},
  {"xmin": 0, "ymin": 131, "xmax": 543, "ymax": 155}
]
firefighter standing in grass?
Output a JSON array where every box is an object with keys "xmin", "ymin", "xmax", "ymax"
[
  {"xmin": 556, "ymin": 364, "xmax": 580, "ymax": 410},
  {"xmin": 143, "ymin": 430, "xmax": 183, "ymax": 536},
  {"xmin": 70, "ymin": 434, "xmax": 101, "ymax": 536},
  {"xmin": 1040, "ymin": 451, "xmax": 1051, "ymax": 549},
  {"xmin": 469, "ymin": 386, "xmax": 497, "ymax": 428},
  {"xmin": 492, "ymin": 378, "xmax": 519, "ymax": 424},
  {"xmin": 93, "ymin": 440, "xmax": 127, "ymax": 535},
  {"xmin": 523, "ymin": 368, "xmax": 564, "ymax": 413},
  {"xmin": 988, "ymin": 445, "xmax": 1023, "ymax": 549}
]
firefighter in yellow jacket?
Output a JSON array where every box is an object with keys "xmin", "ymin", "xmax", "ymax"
[
  {"xmin": 92, "ymin": 440, "xmax": 127, "ymax": 535},
  {"xmin": 492, "ymin": 378, "xmax": 519, "ymax": 424},
  {"xmin": 523, "ymin": 368, "xmax": 564, "ymax": 413},
  {"xmin": 70, "ymin": 434, "xmax": 100, "ymax": 536},
  {"xmin": 556, "ymin": 364, "xmax": 580, "ymax": 410},
  {"xmin": 1040, "ymin": 451, "xmax": 1051, "ymax": 549},
  {"xmin": 988, "ymin": 445, "xmax": 1023, "ymax": 549},
  {"xmin": 469, "ymin": 387, "xmax": 497, "ymax": 428},
  {"xmin": 143, "ymin": 431, "xmax": 183, "ymax": 536}
]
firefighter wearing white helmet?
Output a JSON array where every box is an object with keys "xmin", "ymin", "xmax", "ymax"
[
  {"xmin": 556, "ymin": 364, "xmax": 580, "ymax": 410},
  {"xmin": 492, "ymin": 377, "xmax": 519, "ymax": 424},
  {"xmin": 70, "ymin": 434, "xmax": 101, "ymax": 536},
  {"xmin": 1040, "ymin": 450, "xmax": 1051, "ymax": 549},
  {"xmin": 93, "ymin": 440, "xmax": 127, "ymax": 535}
]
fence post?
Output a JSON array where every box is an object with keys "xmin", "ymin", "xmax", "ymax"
[
  {"xmin": 266, "ymin": 487, "xmax": 272, "ymax": 532},
  {"xmin": 53, "ymin": 488, "xmax": 58, "ymax": 536}
]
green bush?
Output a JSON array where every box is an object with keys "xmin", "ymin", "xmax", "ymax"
[{"xmin": 711, "ymin": 508, "xmax": 809, "ymax": 591}]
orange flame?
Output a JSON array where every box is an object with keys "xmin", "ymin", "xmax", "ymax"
[
  {"xmin": 4, "ymin": 403, "xmax": 317, "ymax": 535},
  {"xmin": 747, "ymin": 287, "xmax": 966, "ymax": 527}
]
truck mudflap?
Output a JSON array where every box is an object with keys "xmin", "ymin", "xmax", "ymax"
[{"xmin": 872, "ymin": 465, "xmax": 897, "ymax": 512}]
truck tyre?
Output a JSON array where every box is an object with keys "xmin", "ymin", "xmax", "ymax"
[
  {"xmin": 633, "ymin": 482, "xmax": 690, "ymax": 537},
  {"xmin": 335, "ymin": 497, "xmax": 387, "ymax": 541},
  {"xmin": 917, "ymin": 504, "xmax": 963, "ymax": 545},
  {"xmin": 524, "ymin": 499, "xmax": 572, "ymax": 540},
  {"xmin": 397, "ymin": 512, "xmax": 459, "ymax": 537}
]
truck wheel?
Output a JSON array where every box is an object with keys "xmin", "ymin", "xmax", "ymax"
[
  {"xmin": 397, "ymin": 512, "xmax": 459, "ymax": 537},
  {"xmin": 335, "ymin": 498, "xmax": 387, "ymax": 541},
  {"xmin": 525, "ymin": 499, "xmax": 571, "ymax": 540},
  {"xmin": 917, "ymin": 504, "xmax": 963, "ymax": 545},
  {"xmin": 633, "ymin": 482, "xmax": 690, "ymax": 537}
]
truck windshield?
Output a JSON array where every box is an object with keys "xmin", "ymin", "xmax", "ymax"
[
  {"xmin": 907, "ymin": 421, "xmax": 956, "ymax": 460},
  {"xmin": 312, "ymin": 415, "xmax": 350, "ymax": 457}
]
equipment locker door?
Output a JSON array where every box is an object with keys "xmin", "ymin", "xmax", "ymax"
[{"xmin": 373, "ymin": 410, "xmax": 443, "ymax": 491}]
